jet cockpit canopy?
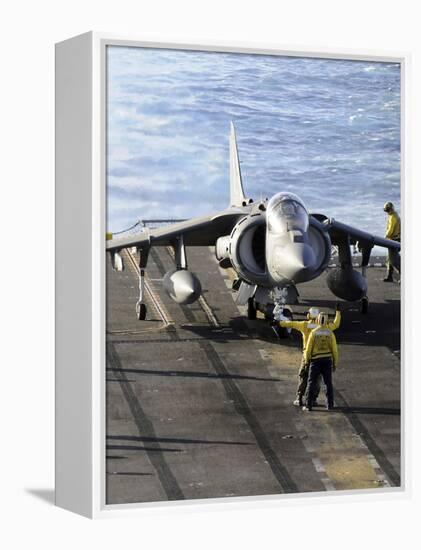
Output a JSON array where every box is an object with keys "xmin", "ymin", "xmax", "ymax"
[{"xmin": 267, "ymin": 192, "xmax": 309, "ymax": 234}]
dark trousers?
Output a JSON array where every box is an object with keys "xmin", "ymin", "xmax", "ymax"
[
  {"xmin": 305, "ymin": 357, "xmax": 334, "ymax": 409},
  {"xmin": 386, "ymin": 238, "xmax": 400, "ymax": 277},
  {"xmin": 297, "ymin": 355, "xmax": 320, "ymax": 399},
  {"xmin": 387, "ymin": 247, "xmax": 400, "ymax": 274}
]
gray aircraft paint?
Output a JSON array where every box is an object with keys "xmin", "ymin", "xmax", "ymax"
[{"xmin": 106, "ymin": 124, "xmax": 400, "ymax": 316}]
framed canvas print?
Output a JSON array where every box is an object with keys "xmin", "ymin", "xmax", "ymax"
[{"xmin": 55, "ymin": 32, "xmax": 408, "ymax": 518}]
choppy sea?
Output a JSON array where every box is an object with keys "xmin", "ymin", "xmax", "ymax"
[{"xmin": 107, "ymin": 46, "xmax": 400, "ymax": 246}]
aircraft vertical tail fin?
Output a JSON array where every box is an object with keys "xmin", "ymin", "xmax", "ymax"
[{"xmin": 229, "ymin": 121, "xmax": 247, "ymax": 207}]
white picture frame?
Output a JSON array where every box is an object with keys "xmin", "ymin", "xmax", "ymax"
[{"xmin": 55, "ymin": 31, "xmax": 409, "ymax": 518}]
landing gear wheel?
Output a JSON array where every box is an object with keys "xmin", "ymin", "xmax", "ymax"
[
  {"xmin": 264, "ymin": 303, "xmax": 275, "ymax": 321},
  {"xmin": 136, "ymin": 302, "xmax": 147, "ymax": 320},
  {"xmin": 274, "ymin": 325, "xmax": 290, "ymax": 339},
  {"xmin": 360, "ymin": 296, "xmax": 369, "ymax": 315},
  {"xmin": 247, "ymin": 298, "xmax": 257, "ymax": 320}
]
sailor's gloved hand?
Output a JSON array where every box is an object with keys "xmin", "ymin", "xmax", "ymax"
[
  {"xmin": 332, "ymin": 364, "xmax": 337, "ymax": 372},
  {"xmin": 335, "ymin": 301, "xmax": 341, "ymax": 311},
  {"xmin": 274, "ymin": 308, "xmax": 290, "ymax": 323},
  {"xmin": 272, "ymin": 304, "xmax": 282, "ymax": 322}
]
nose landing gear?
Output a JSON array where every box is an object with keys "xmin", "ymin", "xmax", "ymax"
[
  {"xmin": 135, "ymin": 266, "xmax": 147, "ymax": 320},
  {"xmin": 247, "ymin": 297, "xmax": 257, "ymax": 320},
  {"xmin": 272, "ymin": 306, "xmax": 293, "ymax": 339},
  {"xmin": 271, "ymin": 287, "xmax": 294, "ymax": 339},
  {"xmin": 136, "ymin": 301, "xmax": 147, "ymax": 320},
  {"xmin": 360, "ymin": 296, "xmax": 369, "ymax": 314}
]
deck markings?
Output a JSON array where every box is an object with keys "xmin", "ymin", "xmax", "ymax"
[
  {"xmin": 107, "ymin": 342, "xmax": 185, "ymax": 501},
  {"xmin": 258, "ymin": 334, "xmax": 398, "ymax": 490},
  {"xmin": 154, "ymin": 247, "xmax": 298, "ymax": 494},
  {"xmin": 107, "ymin": 245, "xmax": 399, "ymax": 501},
  {"xmin": 126, "ymin": 249, "xmax": 173, "ymax": 326},
  {"xmin": 198, "ymin": 340, "xmax": 298, "ymax": 494},
  {"xmin": 334, "ymin": 390, "xmax": 400, "ymax": 487},
  {"xmin": 219, "ymin": 256, "xmax": 399, "ymax": 490}
]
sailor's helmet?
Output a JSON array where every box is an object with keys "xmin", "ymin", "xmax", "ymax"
[{"xmin": 308, "ymin": 307, "xmax": 319, "ymax": 320}]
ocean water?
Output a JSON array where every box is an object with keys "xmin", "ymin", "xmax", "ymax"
[{"xmin": 107, "ymin": 46, "xmax": 400, "ymax": 246}]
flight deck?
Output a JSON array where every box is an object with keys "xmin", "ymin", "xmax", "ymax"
[{"xmin": 106, "ymin": 246, "xmax": 401, "ymax": 504}]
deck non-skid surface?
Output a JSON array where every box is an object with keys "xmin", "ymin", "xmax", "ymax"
[{"xmin": 106, "ymin": 246, "xmax": 401, "ymax": 504}]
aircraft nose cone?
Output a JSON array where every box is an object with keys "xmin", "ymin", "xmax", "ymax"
[
  {"xmin": 290, "ymin": 244, "xmax": 315, "ymax": 270},
  {"xmin": 273, "ymin": 243, "xmax": 316, "ymax": 283}
]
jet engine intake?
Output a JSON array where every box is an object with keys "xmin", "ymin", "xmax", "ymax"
[
  {"xmin": 162, "ymin": 268, "xmax": 202, "ymax": 305},
  {"xmin": 307, "ymin": 218, "xmax": 331, "ymax": 277},
  {"xmin": 221, "ymin": 214, "xmax": 271, "ymax": 287},
  {"xmin": 326, "ymin": 267, "xmax": 367, "ymax": 301}
]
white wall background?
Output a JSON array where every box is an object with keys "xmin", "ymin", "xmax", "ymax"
[{"xmin": 0, "ymin": 0, "xmax": 419, "ymax": 547}]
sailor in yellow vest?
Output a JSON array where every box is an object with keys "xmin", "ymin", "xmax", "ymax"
[
  {"xmin": 383, "ymin": 202, "xmax": 401, "ymax": 283},
  {"xmin": 302, "ymin": 313, "xmax": 339, "ymax": 411},
  {"xmin": 278, "ymin": 304, "xmax": 341, "ymax": 407}
]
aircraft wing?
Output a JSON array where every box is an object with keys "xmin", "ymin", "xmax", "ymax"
[
  {"xmin": 106, "ymin": 208, "xmax": 247, "ymax": 252},
  {"xmin": 323, "ymin": 218, "xmax": 401, "ymax": 250}
]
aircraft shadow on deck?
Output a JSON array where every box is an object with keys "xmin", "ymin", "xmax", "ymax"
[
  {"xmin": 334, "ymin": 406, "xmax": 400, "ymax": 415},
  {"xmin": 178, "ymin": 295, "xmax": 399, "ymax": 347},
  {"xmin": 107, "ymin": 434, "xmax": 254, "ymax": 446},
  {"xmin": 106, "ymin": 366, "xmax": 280, "ymax": 383},
  {"xmin": 106, "ymin": 444, "xmax": 183, "ymax": 453}
]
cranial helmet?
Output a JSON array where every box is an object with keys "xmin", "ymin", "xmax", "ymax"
[
  {"xmin": 308, "ymin": 307, "xmax": 319, "ymax": 320},
  {"xmin": 384, "ymin": 202, "xmax": 394, "ymax": 213}
]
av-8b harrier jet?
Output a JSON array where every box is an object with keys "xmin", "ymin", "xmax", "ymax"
[{"xmin": 107, "ymin": 122, "xmax": 400, "ymax": 323}]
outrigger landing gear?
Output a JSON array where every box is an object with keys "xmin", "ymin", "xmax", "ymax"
[
  {"xmin": 135, "ymin": 246, "xmax": 150, "ymax": 321},
  {"xmin": 136, "ymin": 268, "xmax": 147, "ymax": 320},
  {"xmin": 136, "ymin": 302, "xmax": 147, "ymax": 320},
  {"xmin": 360, "ymin": 245, "xmax": 372, "ymax": 315}
]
